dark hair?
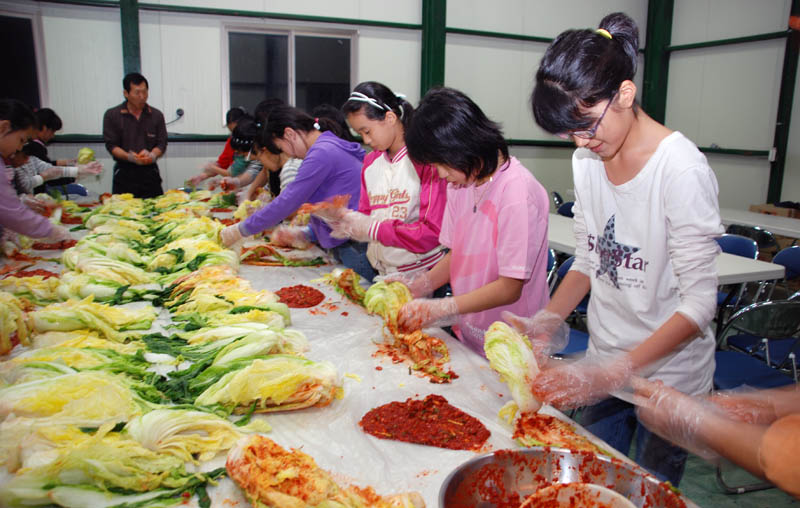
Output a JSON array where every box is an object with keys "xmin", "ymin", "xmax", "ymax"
[
  {"xmin": 406, "ymin": 87, "xmax": 508, "ymax": 181},
  {"xmin": 230, "ymin": 114, "xmax": 257, "ymax": 152},
  {"xmin": 254, "ymin": 98, "xmax": 285, "ymax": 123},
  {"xmin": 258, "ymin": 105, "xmax": 344, "ymax": 153},
  {"xmin": 312, "ymin": 103, "xmax": 357, "ymax": 143},
  {"xmin": 531, "ymin": 12, "xmax": 639, "ymax": 134},
  {"xmin": 0, "ymin": 99, "xmax": 37, "ymax": 131},
  {"xmin": 341, "ymin": 81, "xmax": 414, "ymax": 131},
  {"xmin": 34, "ymin": 108, "xmax": 63, "ymax": 131},
  {"xmin": 225, "ymin": 106, "xmax": 247, "ymax": 125},
  {"xmin": 123, "ymin": 72, "xmax": 149, "ymax": 92}
]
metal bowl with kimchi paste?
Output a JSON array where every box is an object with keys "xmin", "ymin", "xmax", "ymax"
[{"xmin": 439, "ymin": 447, "xmax": 695, "ymax": 508}]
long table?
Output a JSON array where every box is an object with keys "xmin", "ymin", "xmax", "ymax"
[
  {"xmin": 549, "ymin": 213, "xmax": 785, "ymax": 285},
  {"xmin": 721, "ymin": 207, "xmax": 800, "ymax": 239}
]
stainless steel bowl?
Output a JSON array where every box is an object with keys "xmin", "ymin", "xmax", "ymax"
[{"xmin": 439, "ymin": 447, "xmax": 690, "ymax": 508}]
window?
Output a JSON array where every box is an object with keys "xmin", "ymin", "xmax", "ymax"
[
  {"xmin": 225, "ymin": 27, "xmax": 353, "ymax": 117},
  {"xmin": 0, "ymin": 13, "xmax": 43, "ymax": 108}
]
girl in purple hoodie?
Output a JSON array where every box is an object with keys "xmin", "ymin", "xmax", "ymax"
[{"xmin": 220, "ymin": 105, "xmax": 371, "ymax": 277}]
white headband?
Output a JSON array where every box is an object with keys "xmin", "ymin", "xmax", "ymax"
[{"xmin": 347, "ymin": 91, "xmax": 406, "ymax": 119}]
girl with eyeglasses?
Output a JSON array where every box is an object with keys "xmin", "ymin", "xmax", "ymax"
[
  {"xmin": 310, "ymin": 81, "xmax": 448, "ymax": 282},
  {"xmin": 512, "ymin": 12, "xmax": 723, "ymax": 485}
]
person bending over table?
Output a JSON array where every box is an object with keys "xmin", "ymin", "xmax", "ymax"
[
  {"xmin": 394, "ymin": 87, "xmax": 550, "ymax": 357},
  {"xmin": 510, "ymin": 12, "xmax": 724, "ymax": 486},
  {"xmin": 219, "ymin": 105, "xmax": 370, "ymax": 279}
]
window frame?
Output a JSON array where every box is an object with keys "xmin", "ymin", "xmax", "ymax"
[
  {"xmin": 0, "ymin": 4, "xmax": 49, "ymax": 108},
  {"xmin": 221, "ymin": 22, "xmax": 357, "ymax": 124}
]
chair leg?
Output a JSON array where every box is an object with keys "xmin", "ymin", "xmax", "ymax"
[{"xmin": 715, "ymin": 463, "xmax": 774, "ymax": 494}]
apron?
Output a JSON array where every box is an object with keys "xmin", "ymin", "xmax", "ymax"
[{"xmin": 112, "ymin": 162, "xmax": 163, "ymax": 198}]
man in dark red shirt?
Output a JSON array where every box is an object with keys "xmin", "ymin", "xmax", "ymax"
[{"xmin": 102, "ymin": 72, "xmax": 167, "ymax": 198}]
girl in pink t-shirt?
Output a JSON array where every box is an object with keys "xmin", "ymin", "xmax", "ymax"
[{"xmin": 396, "ymin": 87, "xmax": 550, "ymax": 355}]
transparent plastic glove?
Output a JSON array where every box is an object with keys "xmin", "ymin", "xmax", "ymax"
[
  {"xmin": 43, "ymin": 224, "xmax": 71, "ymax": 243},
  {"xmin": 707, "ymin": 389, "xmax": 779, "ymax": 425},
  {"xmin": 220, "ymin": 224, "xmax": 246, "ymax": 247},
  {"xmin": 136, "ymin": 149, "xmax": 154, "ymax": 165},
  {"xmin": 219, "ymin": 176, "xmax": 239, "ymax": 191},
  {"xmin": 126, "ymin": 151, "xmax": 139, "ymax": 164},
  {"xmin": 206, "ymin": 175, "xmax": 223, "ymax": 190},
  {"xmin": 20, "ymin": 195, "xmax": 48, "ymax": 215},
  {"xmin": 330, "ymin": 210, "xmax": 374, "ymax": 242},
  {"xmin": 311, "ymin": 204, "xmax": 349, "ymax": 225},
  {"xmin": 270, "ymin": 225, "xmax": 313, "ymax": 249},
  {"xmin": 531, "ymin": 354, "xmax": 634, "ymax": 410},
  {"xmin": 632, "ymin": 377, "xmax": 719, "ymax": 460},
  {"xmin": 76, "ymin": 161, "xmax": 103, "ymax": 178},
  {"xmin": 501, "ymin": 309, "xmax": 569, "ymax": 362},
  {"xmin": 380, "ymin": 270, "xmax": 434, "ymax": 298},
  {"xmin": 0, "ymin": 229, "xmax": 22, "ymax": 256},
  {"xmin": 397, "ymin": 297, "xmax": 459, "ymax": 333},
  {"xmin": 40, "ymin": 166, "xmax": 62, "ymax": 181}
]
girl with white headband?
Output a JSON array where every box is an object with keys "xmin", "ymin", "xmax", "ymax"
[{"xmin": 312, "ymin": 81, "xmax": 447, "ymax": 282}]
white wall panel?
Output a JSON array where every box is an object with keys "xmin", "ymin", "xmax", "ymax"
[
  {"xmin": 780, "ymin": 70, "xmax": 800, "ymax": 203},
  {"xmin": 665, "ymin": 40, "xmax": 784, "ymax": 150},
  {"xmin": 672, "ymin": 0, "xmax": 790, "ymax": 46},
  {"xmin": 706, "ymin": 154, "xmax": 771, "ymax": 210},
  {"xmin": 357, "ymin": 28, "xmax": 422, "ymax": 106},
  {"xmin": 447, "ymin": 0, "xmax": 646, "ymax": 40},
  {"xmin": 510, "ymin": 146, "xmax": 574, "ymax": 212},
  {"xmin": 141, "ymin": 12, "xmax": 224, "ymax": 135},
  {"xmin": 39, "ymin": 5, "xmax": 123, "ymax": 135}
]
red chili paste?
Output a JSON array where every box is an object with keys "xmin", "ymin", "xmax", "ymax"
[
  {"xmin": 31, "ymin": 239, "xmax": 77, "ymax": 250},
  {"xmin": 275, "ymin": 284, "xmax": 325, "ymax": 308},
  {"xmin": 4, "ymin": 269, "xmax": 59, "ymax": 279},
  {"xmin": 359, "ymin": 394, "xmax": 489, "ymax": 451}
]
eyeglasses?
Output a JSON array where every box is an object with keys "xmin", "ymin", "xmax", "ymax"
[{"xmin": 558, "ymin": 92, "xmax": 617, "ymax": 140}]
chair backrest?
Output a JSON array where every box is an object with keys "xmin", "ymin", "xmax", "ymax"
[
  {"xmin": 715, "ymin": 233, "xmax": 758, "ymax": 259},
  {"xmin": 546, "ymin": 248, "xmax": 558, "ymax": 291},
  {"xmin": 63, "ymin": 183, "xmax": 88, "ymax": 197},
  {"xmin": 725, "ymin": 224, "xmax": 778, "ymax": 251},
  {"xmin": 773, "ymin": 246, "xmax": 800, "ymax": 281},
  {"xmin": 556, "ymin": 255, "xmax": 575, "ymax": 281},
  {"xmin": 557, "ymin": 201, "xmax": 574, "ymax": 218},
  {"xmin": 718, "ymin": 300, "xmax": 800, "ymax": 347},
  {"xmin": 551, "ymin": 191, "xmax": 563, "ymax": 208}
]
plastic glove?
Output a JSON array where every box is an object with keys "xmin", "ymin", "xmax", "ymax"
[
  {"xmin": 76, "ymin": 161, "xmax": 103, "ymax": 178},
  {"xmin": 330, "ymin": 210, "xmax": 375, "ymax": 242},
  {"xmin": 20, "ymin": 195, "xmax": 48, "ymax": 215},
  {"xmin": 707, "ymin": 389, "xmax": 779, "ymax": 425},
  {"xmin": 379, "ymin": 270, "xmax": 435, "ymax": 298},
  {"xmin": 43, "ymin": 224, "xmax": 71, "ymax": 243},
  {"xmin": 397, "ymin": 297, "xmax": 459, "ymax": 333},
  {"xmin": 40, "ymin": 166, "xmax": 62, "ymax": 181},
  {"xmin": 632, "ymin": 377, "xmax": 719, "ymax": 460},
  {"xmin": 502, "ymin": 309, "xmax": 569, "ymax": 362},
  {"xmin": 310, "ymin": 204, "xmax": 349, "ymax": 225},
  {"xmin": 530, "ymin": 354, "xmax": 634, "ymax": 410},
  {"xmin": 0, "ymin": 229, "xmax": 22, "ymax": 256},
  {"xmin": 270, "ymin": 225, "xmax": 313, "ymax": 249},
  {"xmin": 220, "ymin": 224, "xmax": 246, "ymax": 247},
  {"xmin": 136, "ymin": 150, "xmax": 154, "ymax": 165},
  {"xmin": 187, "ymin": 173, "xmax": 210, "ymax": 187},
  {"xmin": 209, "ymin": 176, "xmax": 239, "ymax": 191}
]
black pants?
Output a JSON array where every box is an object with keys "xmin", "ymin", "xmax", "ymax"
[{"xmin": 112, "ymin": 162, "xmax": 163, "ymax": 198}]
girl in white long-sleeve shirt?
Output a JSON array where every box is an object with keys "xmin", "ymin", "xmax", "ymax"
[{"xmin": 515, "ymin": 12, "xmax": 724, "ymax": 486}]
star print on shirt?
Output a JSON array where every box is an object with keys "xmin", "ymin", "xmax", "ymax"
[{"xmin": 595, "ymin": 214, "xmax": 640, "ymax": 289}]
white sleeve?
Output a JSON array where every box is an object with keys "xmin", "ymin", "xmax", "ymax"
[
  {"xmin": 570, "ymin": 153, "xmax": 593, "ymax": 277},
  {"xmin": 664, "ymin": 164, "xmax": 724, "ymax": 329}
]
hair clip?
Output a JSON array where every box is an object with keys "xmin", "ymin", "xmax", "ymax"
[
  {"xmin": 313, "ymin": 117, "xmax": 321, "ymax": 130},
  {"xmin": 595, "ymin": 28, "xmax": 612, "ymax": 40}
]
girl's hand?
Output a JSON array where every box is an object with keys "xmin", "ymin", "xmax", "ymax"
[
  {"xmin": 707, "ymin": 390, "xmax": 778, "ymax": 425},
  {"xmin": 380, "ymin": 270, "xmax": 434, "ymax": 298},
  {"xmin": 220, "ymin": 224, "xmax": 245, "ymax": 247},
  {"xmin": 397, "ymin": 297, "xmax": 459, "ymax": 332},
  {"xmin": 531, "ymin": 355, "xmax": 633, "ymax": 410},
  {"xmin": 77, "ymin": 161, "xmax": 103, "ymax": 178},
  {"xmin": 270, "ymin": 225, "xmax": 312, "ymax": 249},
  {"xmin": 329, "ymin": 211, "xmax": 374, "ymax": 242},
  {"xmin": 502, "ymin": 309, "xmax": 569, "ymax": 363},
  {"xmin": 632, "ymin": 377, "xmax": 718, "ymax": 459}
]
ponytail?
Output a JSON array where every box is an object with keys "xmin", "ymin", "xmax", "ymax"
[
  {"xmin": 259, "ymin": 105, "xmax": 345, "ymax": 154},
  {"xmin": 531, "ymin": 11, "xmax": 639, "ymax": 135}
]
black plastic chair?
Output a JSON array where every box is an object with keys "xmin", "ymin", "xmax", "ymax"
[
  {"xmin": 551, "ymin": 191, "xmax": 563, "ymax": 209},
  {"xmin": 765, "ymin": 245, "xmax": 800, "ymax": 300},
  {"xmin": 546, "ymin": 248, "xmax": 558, "ymax": 292},
  {"xmin": 557, "ymin": 201, "xmax": 574, "ymax": 218},
  {"xmin": 725, "ymin": 224, "xmax": 779, "ymax": 255},
  {"xmin": 715, "ymin": 234, "xmax": 759, "ymax": 328}
]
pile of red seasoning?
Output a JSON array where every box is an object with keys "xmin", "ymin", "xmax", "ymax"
[
  {"xmin": 359, "ymin": 394, "xmax": 489, "ymax": 451},
  {"xmin": 275, "ymin": 284, "xmax": 325, "ymax": 308}
]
